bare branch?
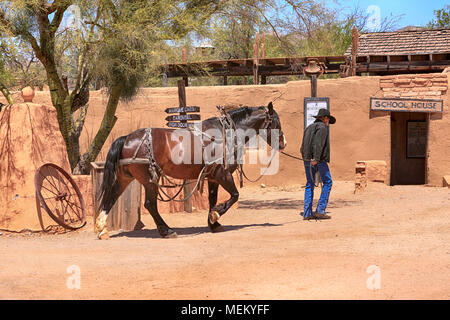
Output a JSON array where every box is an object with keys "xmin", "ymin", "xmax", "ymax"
[
  {"xmin": 246, "ymin": 2, "xmax": 282, "ymax": 43},
  {"xmin": 49, "ymin": 1, "xmax": 73, "ymax": 36}
]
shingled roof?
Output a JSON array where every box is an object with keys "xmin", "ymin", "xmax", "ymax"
[{"xmin": 345, "ymin": 28, "xmax": 450, "ymax": 56}]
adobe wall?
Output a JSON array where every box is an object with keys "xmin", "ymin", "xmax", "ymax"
[
  {"xmin": 378, "ymin": 73, "xmax": 449, "ymax": 186},
  {"xmin": 20, "ymin": 76, "xmax": 389, "ymax": 187},
  {"xmin": 0, "ymin": 103, "xmax": 73, "ymax": 230},
  {"xmin": 6, "ymin": 73, "xmax": 449, "ymax": 187},
  {"xmin": 428, "ymin": 74, "xmax": 450, "ymax": 186}
]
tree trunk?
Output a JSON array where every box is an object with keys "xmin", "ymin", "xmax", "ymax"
[
  {"xmin": 0, "ymin": 82, "xmax": 14, "ymax": 105},
  {"xmin": 73, "ymin": 85, "xmax": 122, "ymax": 174}
]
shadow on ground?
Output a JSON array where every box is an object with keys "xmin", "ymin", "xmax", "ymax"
[
  {"xmin": 238, "ymin": 198, "xmax": 362, "ymax": 210},
  {"xmin": 238, "ymin": 198, "xmax": 302, "ymax": 210},
  {"xmin": 111, "ymin": 222, "xmax": 283, "ymax": 239}
]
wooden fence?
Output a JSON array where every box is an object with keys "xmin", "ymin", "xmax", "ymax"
[{"xmin": 91, "ymin": 162, "xmax": 144, "ymax": 231}]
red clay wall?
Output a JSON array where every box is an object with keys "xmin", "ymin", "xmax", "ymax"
[
  {"xmin": 3, "ymin": 74, "xmax": 449, "ymax": 188},
  {"xmin": 428, "ymin": 74, "xmax": 450, "ymax": 186},
  {"xmin": 0, "ymin": 103, "xmax": 73, "ymax": 230}
]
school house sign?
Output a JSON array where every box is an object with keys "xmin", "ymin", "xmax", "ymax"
[{"xmin": 370, "ymin": 97, "xmax": 443, "ymax": 113}]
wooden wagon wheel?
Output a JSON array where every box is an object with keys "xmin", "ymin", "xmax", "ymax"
[{"xmin": 35, "ymin": 163, "xmax": 86, "ymax": 230}]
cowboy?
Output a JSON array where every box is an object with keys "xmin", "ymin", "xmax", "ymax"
[{"xmin": 300, "ymin": 108, "xmax": 336, "ymax": 220}]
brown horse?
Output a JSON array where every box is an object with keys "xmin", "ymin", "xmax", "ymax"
[{"xmin": 95, "ymin": 102, "xmax": 286, "ymax": 239}]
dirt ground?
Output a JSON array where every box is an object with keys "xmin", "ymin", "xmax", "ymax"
[{"xmin": 0, "ymin": 181, "xmax": 449, "ymax": 300}]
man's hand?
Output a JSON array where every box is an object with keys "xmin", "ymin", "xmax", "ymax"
[{"xmin": 311, "ymin": 160, "xmax": 318, "ymax": 166}]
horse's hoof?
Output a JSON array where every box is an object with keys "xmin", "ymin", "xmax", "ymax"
[
  {"xmin": 97, "ymin": 229, "xmax": 110, "ymax": 240},
  {"xmin": 163, "ymin": 230, "xmax": 178, "ymax": 239},
  {"xmin": 94, "ymin": 221, "xmax": 102, "ymax": 233},
  {"xmin": 95, "ymin": 211, "xmax": 108, "ymax": 233},
  {"xmin": 211, "ymin": 225, "xmax": 225, "ymax": 233},
  {"xmin": 208, "ymin": 210, "xmax": 220, "ymax": 224},
  {"xmin": 208, "ymin": 221, "xmax": 224, "ymax": 233}
]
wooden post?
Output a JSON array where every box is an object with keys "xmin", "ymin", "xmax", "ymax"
[
  {"xmin": 351, "ymin": 26, "xmax": 359, "ymax": 76},
  {"xmin": 253, "ymin": 32, "xmax": 260, "ymax": 85},
  {"xmin": 261, "ymin": 33, "xmax": 265, "ymax": 59},
  {"xmin": 162, "ymin": 56, "xmax": 168, "ymax": 87},
  {"xmin": 261, "ymin": 75, "xmax": 267, "ymax": 85},
  {"xmin": 91, "ymin": 162, "xmax": 143, "ymax": 231},
  {"xmin": 178, "ymin": 80, "xmax": 186, "ymax": 107},
  {"xmin": 182, "ymin": 47, "xmax": 187, "ymax": 63},
  {"xmin": 177, "ymin": 80, "xmax": 193, "ymax": 213},
  {"xmin": 310, "ymin": 74, "xmax": 317, "ymax": 97},
  {"xmin": 261, "ymin": 33, "xmax": 266, "ymax": 85},
  {"xmin": 182, "ymin": 48, "xmax": 189, "ymax": 87}
]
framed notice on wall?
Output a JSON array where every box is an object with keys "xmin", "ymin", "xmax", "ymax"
[
  {"xmin": 406, "ymin": 121, "xmax": 427, "ymax": 158},
  {"xmin": 304, "ymin": 97, "xmax": 330, "ymax": 129}
]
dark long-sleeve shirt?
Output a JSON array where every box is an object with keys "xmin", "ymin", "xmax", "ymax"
[{"xmin": 300, "ymin": 120, "xmax": 330, "ymax": 163}]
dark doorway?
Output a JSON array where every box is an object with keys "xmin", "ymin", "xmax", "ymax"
[{"xmin": 390, "ymin": 112, "xmax": 428, "ymax": 185}]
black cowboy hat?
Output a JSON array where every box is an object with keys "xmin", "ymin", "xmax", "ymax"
[{"xmin": 313, "ymin": 108, "xmax": 336, "ymax": 124}]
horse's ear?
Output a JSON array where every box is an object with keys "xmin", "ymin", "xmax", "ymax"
[{"xmin": 267, "ymin": 101, "xmax": 274, "ymax": 114}]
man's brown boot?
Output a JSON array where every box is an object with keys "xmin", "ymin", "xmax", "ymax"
[{"xmin": 313, "ymin": 212, "xmax": 331, "ymax": 219}]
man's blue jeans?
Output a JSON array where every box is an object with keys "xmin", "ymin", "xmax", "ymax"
[{"xmin": 303, "ymin": 161, "xmax": 333, "ymax": 218}]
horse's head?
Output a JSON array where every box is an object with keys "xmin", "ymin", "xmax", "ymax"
[
  {"xmin": 260, "ymin": 102, "xmax": 287, "ymax": 151},
  {"xmin": 227, "ymin": 102, "xmax": 286, "ymax": 151}
]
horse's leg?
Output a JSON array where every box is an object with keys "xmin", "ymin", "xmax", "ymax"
[
  {"xmin": 207, "ymin": 180, "xmax": 223, "ymax": 232},
  {"xmin": 143, "ymin": 182, "xmax": 178, "ymax": 238},
  {"xmin": 126, "ymin": 164, "xmax": 176, "ymax": 238},
  {"xmin": 207, "ymin": 167, "xmax": 239, "ymax": 232},
  {"xmin": 95, "ymin": 168, "xmax": 133, "ymax": 239}
]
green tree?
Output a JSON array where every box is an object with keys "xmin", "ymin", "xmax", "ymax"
[
  {"xmin": 428, "ymin": 5, "xmax": 450, "ymax": 28},
  {"xmin": 0, "ymin": 58, "xmax": 14, "ymax": 104},
  {"xmin": 0, "ymin": 37, "xmax": 47, "ymax": 91},
  {"xmin": 0, "ymin": 0, "xmax": 222, "ymax": 174}
]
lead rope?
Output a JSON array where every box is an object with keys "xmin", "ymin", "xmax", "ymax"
[
  {"xmin": 237, "ymin": 151, "xmax": 278, "ymax": 184},
  {"xmin": 279, "ymin": 151, "xmax": 322, "ymax": 188},
  {"xmin": 156, "ymin": 165, "xmax": 210, "ymax": 202}
]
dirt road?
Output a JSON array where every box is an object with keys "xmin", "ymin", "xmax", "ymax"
[{"xmin": 1, "ymin": 181, "xmax": 449, "ymax": 299}]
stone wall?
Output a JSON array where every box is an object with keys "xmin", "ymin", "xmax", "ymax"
[{"xmin": 380, "ymin": 74, "xmax": 448, "ymax": 99}]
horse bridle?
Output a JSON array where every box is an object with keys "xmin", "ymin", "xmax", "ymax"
[
  {"xmin": 217, "ymin": 105, "xmax": 275, "ymax": 131},
  {"xmin": 261, "ymin": 107, "xmax": 275, "ymax": 130}
]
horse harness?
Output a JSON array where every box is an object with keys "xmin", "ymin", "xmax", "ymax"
[
  {"xmin": 216, "ymin": 106, "xmax": 277, "ymax": 186},
  {"xmin": 120, "ymin": 106, "xmax": 277, "ymax": 201}
]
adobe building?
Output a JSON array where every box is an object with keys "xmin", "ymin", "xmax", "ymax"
[
  {"xmin": 154, "ymin": 28, "xmax": 449, "ymax": 187},
  {"xmin": 21, "ymin": 73, "xmax": 448, "ymax": 190},
  {"xmin": 342, "ymin": 28, "xmax": 450, "ymax": 186},
  {"xmin": 3, "ymin": 29, "xmax": 449, "ymax": 195}
]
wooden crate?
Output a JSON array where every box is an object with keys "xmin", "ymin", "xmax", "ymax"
[{"xmin": 91, "ymin": 162, "xmax": 144, "ymax": 231}]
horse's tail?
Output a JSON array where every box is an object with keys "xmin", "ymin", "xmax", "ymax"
[{"xmin": 98, "ymin": 135, "xmax": 127, "ymax": 211}]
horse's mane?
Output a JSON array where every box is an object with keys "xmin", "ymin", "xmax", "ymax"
[
  {"xmin": 202, "ymin": 105, "xmax": 266, "ymax": 124},
  {"xmin": 228, "ymin": 106, "xmax": 266, "ymax": 121}
]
